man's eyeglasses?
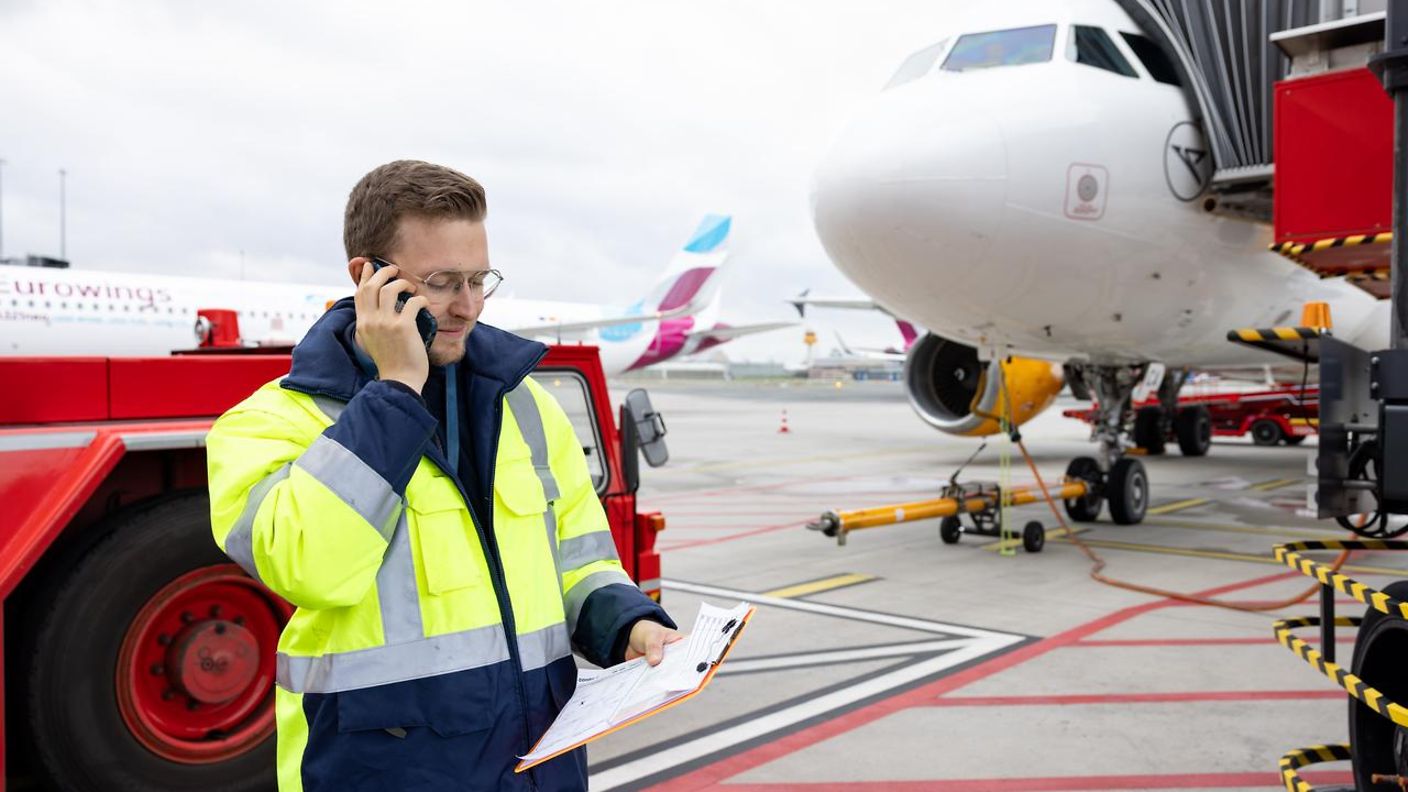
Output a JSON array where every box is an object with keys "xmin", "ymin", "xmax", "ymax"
[{"xmin": 372, "ymin": 257, "xmax": 503, "ymax": 301}]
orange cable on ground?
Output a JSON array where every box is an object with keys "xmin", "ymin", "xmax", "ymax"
[{"xmin": 1014, "ymin": 437, "xmax": 1351, "ymax": 613}]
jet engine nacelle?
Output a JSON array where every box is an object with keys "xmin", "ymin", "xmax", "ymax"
[{"xmin": 904, "ymin": 333, "xmax": 1064, "ymax": 437}]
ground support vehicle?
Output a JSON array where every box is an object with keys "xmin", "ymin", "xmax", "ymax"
[
  {"xmin": 807, "ymin": 445, "xmax": 1149, "ymax": 553},
  {"xmin": 1271, "ymin": 540, "xmax": 1408, "ymax": 790},
  {"xmin": 0, "ymin": 345, "xmax": 665, "ymax": 790},
  {"xmin": 1247, "ymin": 6, "xmax": 1408, "ymax": 787},
  {"xmin": 1062, "ymin": 384, "xmax": 1318, "ymax": 451}
]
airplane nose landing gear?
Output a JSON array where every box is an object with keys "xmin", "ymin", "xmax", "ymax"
[
  {"xmin": 1061, "ymin": 455, "xmax": 1148, "ymax": 525},
  {"xmin": 1062, "ymin": 362, "xmax": 1154, "ymax": 525}
]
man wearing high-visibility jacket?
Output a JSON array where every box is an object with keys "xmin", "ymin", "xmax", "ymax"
[{"xmin": 208, "ymin": 160, "xmax": 679, "ymax": 791}]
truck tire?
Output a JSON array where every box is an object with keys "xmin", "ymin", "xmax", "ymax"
[
  {"xmin": 1349, "ymin": 581, "xmax": 1408, "ymax": 790},
  {"xmin": 27, "ymin": 493, "xmax": 286, "ymax": 792},
  {"xmin": 1133, "ymin": 407, "xmax": 1165, "ymax": 454},
  {"xmin": 1251, "ymin": 419, "xmax": 1284, "ymax": 446},
  {"xmin": 1107, "ymin": 458, "xmax": 1148, "ymax": 525},
  {"xmin": 1174, "ymin": 406, "xmax": 1212, "ymax": 457}
]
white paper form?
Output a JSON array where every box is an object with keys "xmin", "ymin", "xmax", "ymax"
[{"xmin": 517, "ymin": 601, "xmax": 752, "ymax": 770}]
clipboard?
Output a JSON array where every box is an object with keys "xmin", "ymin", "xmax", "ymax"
[{"xmin": 516, "ymin": 601, "xmax": 755, "ymax": 772}]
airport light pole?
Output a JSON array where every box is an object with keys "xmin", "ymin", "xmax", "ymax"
[{"xmin": 58, "ymin": 168, "xmax": 66, "ymax": 261}]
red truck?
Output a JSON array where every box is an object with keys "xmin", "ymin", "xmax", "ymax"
[
  {"xmin": 0, "ymin": 345, "xmax": 666, "ymax": 790},
  {"xmin": 1063, "ymin": 384, "xmax": 1318, "ymax": 451}
]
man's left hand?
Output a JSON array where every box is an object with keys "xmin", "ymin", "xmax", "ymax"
[{"xmin": 625, "ymin": 620, "xmax": 683, "ymax": 666}]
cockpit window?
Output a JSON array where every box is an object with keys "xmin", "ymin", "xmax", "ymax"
[
  {"xmin": 1070, "ymin": 26, "xmax": 1137, "ymax": 77},
  {"xmin": 941, "ymin": 24, "xmax": 1056, "ymax": 72},
  {"xmin": 884, "ymin": 39, "xmax": 950, "ymax": 90},
  {"xmin": 1121, "ymin": 32, "xmax": 1182, "ymax": 86}
]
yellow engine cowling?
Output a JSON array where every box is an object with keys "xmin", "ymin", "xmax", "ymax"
[{"xmin": 903, "ymin": 333, "xmax": 1063, "ymax": 437}]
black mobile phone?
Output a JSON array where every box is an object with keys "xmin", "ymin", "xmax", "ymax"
[{"xmin": 370, "ymin": 258, "xmax": 437, "ymax": 349}]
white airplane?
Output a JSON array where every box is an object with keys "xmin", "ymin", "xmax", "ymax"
[
  {"xmin": 0, "ymin": 215, "xmax": 789, "ymax": 375},
  {"xmin": 809, "ymin": 0, "xmax": 1388, "ymax": 522}
]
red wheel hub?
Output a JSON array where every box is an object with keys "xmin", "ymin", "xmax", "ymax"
[
  {"xmin": 117, "ymin": 565, "xmax": 292, "ymax": 764},
  {"xmin": 171, "ymin": 619, "xmax": 261, "ymax": 704}
]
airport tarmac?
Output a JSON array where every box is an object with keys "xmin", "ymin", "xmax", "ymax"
[{"xmin": 584, "ymin": 379, "xmax": 1376, "ymax": 791}]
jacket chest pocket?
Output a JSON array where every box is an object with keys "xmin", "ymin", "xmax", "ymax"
[
  {"xmin": 494, "ymin": 457, "xmax": 549, "ymax": 523},
  {"xmin": 409, "ymin": 480, "xmax": 483, "ymax": 596}
]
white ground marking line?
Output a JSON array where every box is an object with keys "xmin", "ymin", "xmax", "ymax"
[
  {"xmin": 665, "ymin": 579, "xmax": 1019, "ymax": 640},
  {"xmin": 718, "ymin": 638, "xmax": 974, "ymax": 674},
  {"xmin": 586, "ymin": 580, "xmax": 1025, "ymax": 791},
  {"xmin": 587, "ymin": 639, "xmax": 1016, "ymax": 791}
]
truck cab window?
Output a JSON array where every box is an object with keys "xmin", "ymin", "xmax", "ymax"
[{"xmin": 540, "ymin": 371, "xmax": 608, "ymax": 493}]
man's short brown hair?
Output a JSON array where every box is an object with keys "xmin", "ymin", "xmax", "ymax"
[{"xmin": 343, "ymin": 160, "xmax": 488, "ymax": 260}]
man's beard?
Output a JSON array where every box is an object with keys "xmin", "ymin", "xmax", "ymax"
[{"xmin": 428, "ymin": 331, "xmax": 470, "ymax": 366}]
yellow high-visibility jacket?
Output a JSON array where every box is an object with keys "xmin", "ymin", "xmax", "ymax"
[{"xmin": 207, "ymin": 301, "xmax": 672, "ymax": 791}]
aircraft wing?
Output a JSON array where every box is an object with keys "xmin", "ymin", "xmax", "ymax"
[
  {"xmin": 835, "ymin": 331, "xmax": 905, "ymax": 361},
  {"xmin": 507, "ymin": 304, "xmax": 694, "ymax": 336},
  {"xmin": 686, "ymin": 320, "xmax": 797, "ymax": 342},
  {"xmin": 787, "ymin": 290, "xmax": 891, "ymax": 317}
]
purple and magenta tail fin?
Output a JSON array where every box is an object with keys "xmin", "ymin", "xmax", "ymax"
[{"xmin": 638, "ymin": 214, "xmax": 731, "ymax": 315}]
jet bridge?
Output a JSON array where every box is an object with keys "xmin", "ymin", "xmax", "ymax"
[
  {"xmin": 1121, "ymin": 0, "xmax": 1397, "ymax": 299},
  {"xmin": 1116, "ymin": 0, "xmax": 1387, "ymax": 223}
]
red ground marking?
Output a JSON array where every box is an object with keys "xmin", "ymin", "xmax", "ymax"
[
  {"xmin": 663, "ymin": 524, "xmax": 803, "ymax": 532},
  {"xmin": 643, "ymin": 473, "xmax": 870, "ymax": 505},
  {"xmin": 1070, "ymin": 636, "xmax": 1353, "ymax": 648},
  {"xmin": 648, "ymin": 569, "xmax": 1301, "ymax": 791},
  {"xmin": 712, "ymin": 770, "xmax": 1352, "ymax": 791},
  {"xmin": 659, "ymin": 520, "xmax": 810, "ymax": 551},
  {"xmin": 921, "ymin": 690, "xmax": 1344, "ymax": 707}
]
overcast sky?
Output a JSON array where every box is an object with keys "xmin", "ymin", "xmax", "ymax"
[{"xmin": 0, "ymin": 1, "xmax": 966, "ymax": 362}]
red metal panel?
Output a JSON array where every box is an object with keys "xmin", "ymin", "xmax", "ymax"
[
  {"xmin": 0, "ymin": 357, "xmax": 110, "ymax": 425},
  {"xmin": 108, "ymin": 356, "xmax": 291, "ymax": 420},
  {"xmin": 1274, "ymin": 68, "xmax": 1393, "ymax": 245},
  {"xmin": 0, "ymin": 433, "xmax": 126, "ymax": 598}
]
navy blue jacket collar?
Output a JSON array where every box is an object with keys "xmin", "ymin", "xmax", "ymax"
[{"xmin": 281, "ymin": 297, "xmax": 547, "ymax": 403}]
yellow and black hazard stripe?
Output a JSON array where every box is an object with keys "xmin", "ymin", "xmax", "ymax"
[
  {"xmin": 1226, "ymin": 327, "xmax": 1322, "ymax": 362},
  {"xmin": 1275, "ymin": 540, "xmax": 1408, "ymax": 620},
  {"xmin": 1278, "ymin": 743, "xmax": 1351, "ymax": 792},
  {"xmin": 1274, "ymin": 615, "xmax": 1408, "ymax": 728},
  {"xmin": 1347, "ymin": 268, "xmax": 1391, "ymax": 282},
  {"xmin": 1228, "ymin": 327, "xmax": 1321, "ymax": 343},
  {"xmin": 1271, "ymin": 232, "xmax": 1392, "ymax": 259}
]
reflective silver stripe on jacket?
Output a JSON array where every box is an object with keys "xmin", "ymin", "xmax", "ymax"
[
  {"xmin": 558, "ymin": 531, "xmax": 620, "ymax": 572},
  {"xmin": 277, "ymin": 623, "xmax": 510, "ymax": 694},
  {"xmin": 517, "ymin": 623, "xmax": 573, "ymax": 671},
  {"xmin": 295, "ymin": 435, "xmax": 402, "ymax": 541},
  {"xmin": 310, "ymin": 394, "xmax": 347, "ymax": 422},
  {"xmin": 223, "ymin": 463, "xmax": 292, "ymax": 583},
  {"xmin": 505, "ymin": 383, "xmax": 564, "ymax": 585},
  {"xmin": 564, "ymin": 569, "xmax": 635, "ymax": 636},
  {"xmin": 276, "ymin": 620, "xmax": 573, "ymax": 694},
  {"xmin": 377, "ymin": 511, "xmax": 423, "ymax": 644}
]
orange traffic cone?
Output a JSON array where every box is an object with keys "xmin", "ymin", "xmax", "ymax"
[{"xmin": 778, "ymin": 409, "xmax": 791, "ymax": 434}]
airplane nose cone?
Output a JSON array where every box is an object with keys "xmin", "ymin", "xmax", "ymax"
[{"xmin": 811, "ymin": 86, "xmax": 1007, "ymax": 301}]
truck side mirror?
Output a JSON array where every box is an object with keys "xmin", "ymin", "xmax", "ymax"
[{"xmin": 620, "ymin": 389, "xmax": 668, "ymax": 496}]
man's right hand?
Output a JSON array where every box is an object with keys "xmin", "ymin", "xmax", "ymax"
[{"xmin": 352, "ymin": 259, "xmax": 430, "ymax": 393}]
